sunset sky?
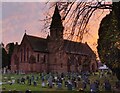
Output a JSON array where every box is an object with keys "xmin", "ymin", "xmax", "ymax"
[
  {"xmin": 2, "ymin": 2, "xmax": 49, "ymax": 45},
  {"xmin": 2, "ymin": 2, "xmax": 110, "ymax": 56}
]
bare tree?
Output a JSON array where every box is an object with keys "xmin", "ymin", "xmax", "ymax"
[{"xmin": 42, "ymin": 0, "xmax": 112, "ymax": 42}]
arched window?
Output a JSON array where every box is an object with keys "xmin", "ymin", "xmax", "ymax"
[
  {"xmin": 41, "ymin": 55, "xmax": 46, "ymax": 63},
  {"xmin": 43, "ymin": 55, "xmax": 46, "ymax": 63},
  {"xmin": 24, "ymin": 45, "xmax": 26, "ymax": 62},
  {"xmin": 61, "ymin": 63, "xmax": 63, "ymax": 68},
  {"xmin": 20, "ymin": 49, "xmax": 23, "ymax": 62},
  {"xmin": 29, "ymin": 55, "xmax": 36, "ymax": 63},
  {"xmin": 27, "ymin": 48, "xmax": 29, "ymax": 61},
  {"xmin": 37, "ymin": 54, "xmax": 39, "ymax": 62}
]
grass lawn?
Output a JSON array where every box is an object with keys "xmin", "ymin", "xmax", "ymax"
[
  {"xmin": 1, "ymin": 72, "xmax": 118, "ymax": 92},
  {"xmin": 1, "ymin": 73, "xmax": 68, "ymax": 92},
  {"xmin": 2, "ymin": 84, "xmax": 67, "ymax": 91}
]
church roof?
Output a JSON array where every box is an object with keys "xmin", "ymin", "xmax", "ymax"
[
  {"xmin": 24, "ymin": 34, "xmax": 95, "ymax": 56},
  {"xmin": 64, "ymin": 40, "xmax": 95, "ymax": 57},
  {"xmin": 26, "ymin": 35, "xmax": 48, "ymax": 52}
]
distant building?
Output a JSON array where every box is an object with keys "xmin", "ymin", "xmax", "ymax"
[{"xmin": 11, "ymin": 5, "xmax": 97, "ymax": 73}]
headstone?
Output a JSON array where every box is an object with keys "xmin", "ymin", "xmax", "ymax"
[
  {"xmin": 57, "ymin": 83, "xmax": 62, "ymax": 89},
  {"xmin": 12, "ymin": 79, "xmax": 15, "ymax": 84},
  {"xmin": 31, "ymin": 75, "xmax": 34, "ymax": 81},
  {"xmin": 3, "ymin": 67, "xmax": 6, "ymax": 74},
  {"xmin": 65, "ymin": 80, "xmax": 68, "ymax": 87},
  {"xmin": 42, "ymin": 81, "xmax": 45, "ymax": 87},
  {"xmin": 33, "ymin": 81, "xmax": 37, "ymax": 86},
  {"xmin": 67, "ymin": 83, "xmax": 72, "ymax": 90},
  {"xmin": 90, "ymin": 82, "xmax": 98, "ymax": 92},
  {"xmin": 48, "ymin": 76, "xmax": 53, "ymax": 88},
  {"xmin": 67, "ymin": 80, "xmax": 72, "ymax": 90},
  {"xmin": 42, "ymin": 76, "xmax": 44, "ymax": 81}
]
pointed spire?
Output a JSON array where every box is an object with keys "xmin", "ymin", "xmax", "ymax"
[
  {"xmin": 52, "ymin": 4, "xmax": 61, "ymax": 19},
  {"xmin": 50, "ymin": 4, "xmax": 63, "ymax": 29},
  {"xmin": 25, "ymin": 30, "xmax": 27, "ymax": 35}
]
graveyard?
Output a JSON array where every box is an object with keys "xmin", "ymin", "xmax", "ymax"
[
  {"xmin": 1, "ymin": 71, "xmax": 119, "ymax": 92},
  {"xmin": 1, "ymin": 2, "xmax": 120, "ymax": 92}
]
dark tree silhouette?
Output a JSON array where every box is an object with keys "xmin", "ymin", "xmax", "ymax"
[
  {"xmin": 98, "ymin": 2, "xmax": 120, "ymax": 80},
  {"xmin": 0, "ymin": 43, "xmax": 9, "ymax": 68},
  {"xmin": 6, "ymin": 43, "xmax": 15, "ymax": 69},
  {"xmin": 2, "ymin": 48, "xmax": 9, "ymax": 68}
]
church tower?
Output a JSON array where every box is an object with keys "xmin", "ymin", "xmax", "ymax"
[
  {"xmin": 48, "ymin": 4, "xmax": 65, "ymax": 73},
  {"xmin": 49, "ymin": 4, "xmax": 64, "ymax": 41}
]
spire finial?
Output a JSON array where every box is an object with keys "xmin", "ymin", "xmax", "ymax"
[
  {"xmin": 25, "ymin": 30, "xmax": 26, "ymax": 34},
  {"xmin": 24, "ymin": 30, "xmax": 27, "ymax": 36}
]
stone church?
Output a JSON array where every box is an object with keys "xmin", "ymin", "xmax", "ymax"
[{"xmin": 11, "ymin": 5, "xmax": 97, "ymax": 73}]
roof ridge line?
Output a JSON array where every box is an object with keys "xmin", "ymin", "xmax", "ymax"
[{"xmin": 26, "ymin": 34, "xmax": 46, "ymax": 40}]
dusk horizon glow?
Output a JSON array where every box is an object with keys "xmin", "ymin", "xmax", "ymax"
[{"xmin": 2, "ymin": 2, "xmax": 109, "ymax": 57}]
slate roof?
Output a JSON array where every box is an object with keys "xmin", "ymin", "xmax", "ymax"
[
  {"xmin": 24, "ymin": 34, "xmax": 95, "ymax": 57},
  {"xmin": 25, "ymin": 34, "xmax": 48, "ymax": 52},
  {"xmin": 63, "ymin": 40, "xmax": 95, "ymax": 57}
]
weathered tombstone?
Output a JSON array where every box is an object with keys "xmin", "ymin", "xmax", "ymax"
[
  {"xmin": 67, "ymin": 83, "xmax": 72, "ymax": 90},
  {"xmin": 67, "ymin": 80, "xmax": 72, "ymax": 90},
  {"xmin": 90, "ymin": 82, "xmax": 98, "ymax": 92},
  {"xmin": 29, "ymin": 78, "xmax": 32, "ymax": 85},
  {"xmin": 12, "ymin": 79, "xmax": 15, "ymax": 84},
  {"xmin": 31, "ymin": 75, "xmax": 34, "ymax": 81},
  {"xmin": 33, "ymin": 81, "xmax": 37, "ymax": 86},
  {"xmin": 65, "ymin": 80, "xmax": 68, "ymax": 87},
  {"xmin": 42, "ymin": 81, "xmax": 45, "ymax": 87},
  {"xmin": 3, "ymin": 67, "xmax": 6, "ymax": 74},
  {"xmin": 57, "ymin": 83, "xmax": 62, "ymax": 89},
  {"xmin": 48, "ymin": 76, "xmax": 53, "ymax": 88}
]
